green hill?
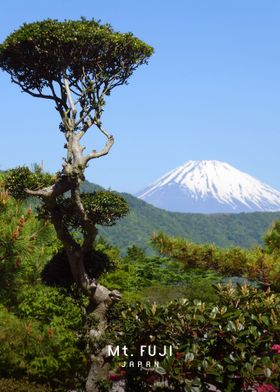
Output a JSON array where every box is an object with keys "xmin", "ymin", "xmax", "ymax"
[
  {"xmin": 3, "ymin": 171, "xmax": 279, "ymax": 253},
  {"xmin": 81, "ymin": 181, "xmax": 280, "ymax": 252}
]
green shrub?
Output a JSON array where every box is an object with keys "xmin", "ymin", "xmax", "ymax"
[
  {"xmin": 108, "ymin": 284, "xmax": 280, "ymax": 392},
  {"xmin": 42, "ymin": 248, "xmax": 117, "ymax": 289},
  {"xmin": 0, "ymin": 303, "xmax": 86, "ymax": 390},
  {"xmin": 0, "ymin": 378, "xmax": 51, "ymax": 392},
  {"xmin": 16, "ymin": 284, "xmax": 84, "ymax": 329},
  {"xmin": 0, "ymin": 193, "xmax": 57, "ymax": 305}
]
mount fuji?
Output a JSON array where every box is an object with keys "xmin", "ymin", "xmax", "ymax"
[{"xmin": 135, "ymin": 160, "xmax": 280, "ymax": 213}]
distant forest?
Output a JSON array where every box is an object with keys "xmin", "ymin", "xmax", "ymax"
[{"xmin": 81, "ymin": 182, "xmax": 280, "ymax": 252}]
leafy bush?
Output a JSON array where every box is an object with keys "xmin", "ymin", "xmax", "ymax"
[
  {"xmin": 108, "ymin": 284, "xmax": 280, "ymax": 392},
  {"xmin": 0, "ymin": 378, "xmax": 51, "ymax": 392},
  {"xmin": 0, "ymin": 304, "xmax": 86, "ymax": 390},
  {"xmin": 16, "ymin": 284, "xmax": 84, "ymax": 329}
]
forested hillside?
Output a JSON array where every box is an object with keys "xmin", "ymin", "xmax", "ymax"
[{"xmin": 81, "ymin": 182, "xmax": 280, "ymax": 251}]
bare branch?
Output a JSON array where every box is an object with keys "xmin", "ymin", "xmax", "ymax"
[
  {"xmin": 11, "ymin": 77, "xmax": 55, "ymax": 101},
  {"xmin": 77, "ymin": 117, "xmax": 93, "ymax": 140},
  {"xmin": 50, "ymin": 206, "xmax": 80, "ymax": 254},
  {"xmin": 25, "ymin": 187, "xmax": 54, "ymax": 198},
  {"xmin": 82, "ymin": 226, "xmax": 97, "ymax": 254},
  {"xmin": 25, "ymin": 177, "xmax": 71, "ymax": 199},
  {"xmin": 75, "ymin": 107, "xmax": 93, "ymax": 129},
  {"xmin": 71, "ymin": 186, "xmax": 86, "ymax": 216},
  {"xmin": 48, "ymin": 81, "xmax": 67, "ymax": 118},
  {"xmin": 64, "ymin": 77, "xmax": 77, "ymax": 118},
  {"xmin": 96, "ymin": 122, "xmax": 112, "ymax": 139},
  {"xmin": 74, "ymin": 81, "xmax": 109, "ymax": 134},
  {"xmin": 70, "ymin": 184, "xmax": 98, "ymax": 254},
  {"xmin": 83, "ymin": 135, "xmax": 114, "ymax": 164},
  {"xmin": 48, "ymin": 81, "xmax": 64, "ymax": 104}
]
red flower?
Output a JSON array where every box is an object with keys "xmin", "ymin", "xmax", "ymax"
[
  {"xmin": 255, "ymin": 384, "xmax": 278, "ymax": 392},
  {"xmin": 272, "ymin": 344, "xmax": 280, "ymax": 354},
  {"xmin": 109, "ymin": 373, "xmax": 122, "ymax": 381},
  {"xmin": 146, "ymin": 374, "xmax": 160, "ymax": 384}
]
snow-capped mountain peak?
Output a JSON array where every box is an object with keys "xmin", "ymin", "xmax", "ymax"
[{"xmin": 136, "ymin": 160, "xmax": 280, "ymax": 213}]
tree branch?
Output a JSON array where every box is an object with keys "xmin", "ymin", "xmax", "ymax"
[
  {"xmin": 64, "ymin": 77, "xmax": 77, "ymax": 118},
  {"xmin": 11, "ymin": 77, "xmax": 55, "ymax": 101},
  {"xmin": 25, "ymin": 176, "xmax": 71, "ymax": 199},
  {"xmin": 48, "ymin": 81, "xmax": 67, "ymax": 118},
  {"xmin": 83, "ymin": 135, "xmax": 114, "ymax": 164}
]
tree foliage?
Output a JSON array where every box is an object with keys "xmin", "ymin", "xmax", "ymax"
[
  {"xmin": 39, "ymin": 191, "xmax": 129, "ymax": 229},
  {"xmin": 264, "ymin": 221, "xmax": 280, "ymax": 255},
  {"xmin": 151, "ymin": 232, "xmax": 280, "ymax": 290},
  {"xmin": 4, "ymin": 166, "xmax": 55, "ymax": 201},
  {"xmin": 42, "ymin": 247, "xmax": 117, "ymax": 289},
  {"xmin": 0, "ymin": 185, "xmax": 87, "ymax": 390},
  {"xmin": 0, "ymin": 186, "xmax": 57, "ymax": 304},
  {"xmin": 0, "ymin": 18, "xmax": 153, "ymax": 93},
  {"xmin": 100, "ymin": 245, "xmax": 221, "ymax": 304},
  {"xmin": 2, "ymin": 173, "xmax": 280, "ymax": 391}
]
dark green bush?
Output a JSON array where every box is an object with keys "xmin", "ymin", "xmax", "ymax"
[
  {"xmin": 4, "ymin": 166, "xmax": 54, "ymax": 200},
  {"xmin": 38, "ymin": 191, "xmax": 129, "ymax": 230},
  {"xmin": 0, "ymin": 378, "xmax": 51, "ymax": 392},
  {"xmin": 42, "ymin": 248, "xmax": 117, "ymax": 289},
  {"xmin": 0, "ymin": 301, "xmax": 86, "ymax": 390}
]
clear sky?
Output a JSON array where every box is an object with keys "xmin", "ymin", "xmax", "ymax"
[{"xmin": 1, "ymin": 1, "xmax": 280, "ymax": 193}]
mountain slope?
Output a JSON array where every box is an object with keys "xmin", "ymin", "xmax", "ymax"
[
  {"xmin": 136, "ymin": 160, "xmax": 280, "ymax": 213},
  {"xmin": 99, "ymin": 193, "xmax": 280, "ymax": 252},
  {"xmin": 78, "ymin": 181, "xmax": 280, "ymax": 253}
]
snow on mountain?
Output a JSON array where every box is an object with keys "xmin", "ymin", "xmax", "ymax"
[{"xmin": 135, "ymin": 160, "xmax": 280, "ymax": 213}]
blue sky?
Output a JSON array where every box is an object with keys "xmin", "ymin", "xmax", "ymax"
[{"xmin": 1, "ymin": 1, "xmax": 280, "ymax": 193}]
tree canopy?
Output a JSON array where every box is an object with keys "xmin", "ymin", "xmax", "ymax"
[{"xmin": 0, "ymin": 18, "xmax": 154, "ymax": 93}]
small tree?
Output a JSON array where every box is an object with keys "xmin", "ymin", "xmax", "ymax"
[
  {"xmin": 0, "ymin": 19, "xmax": 153, "ymax": 305},
  {"xmin": 264, "ymin": 221, "xmax": 280, "ymax": 255}
]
